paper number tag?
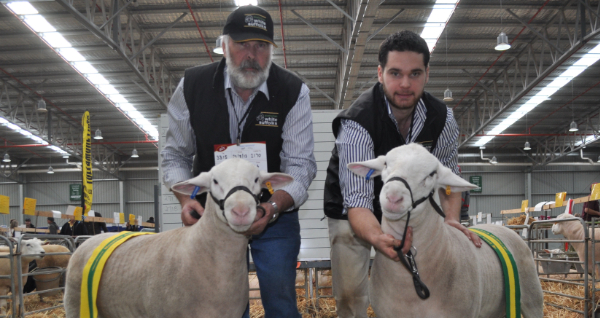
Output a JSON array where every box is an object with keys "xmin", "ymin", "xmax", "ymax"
[
  {"xmin": 113, "ymin": 212, "xmax": 120, "ymax": 224},
  {"xmin": 74, "ymin": 207, "xmax": 83, "ymax": 221},
  {"xmin": 23, "ymin": 198, "xmax": 37, "ymax": 216},
  {"xmin": 129, "ymin": 214, "xmax": 136, "ymax": 224},
  {"xmin": 521, "ymin": 200, "xmax": 529, "ymax": 212},
  {"xmin": 119, "ymin": 213, "xmax": 125, "ymax": 224},
  {"xmin": 555, "ymin": 192, "xmax": 567, "ymax": 207}
]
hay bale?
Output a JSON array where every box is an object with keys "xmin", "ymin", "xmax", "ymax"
[{"xmin": 507, "ymin": 214, "xmax": 536, "ymax": 226}]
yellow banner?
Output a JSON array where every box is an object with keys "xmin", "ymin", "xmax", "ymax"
[
  {"xmin": 119, "ymin": 213, "xmax": 125, "ymax": 224},
  {"xmin": 591, "ymin": 184, "xmax": 600, "ymax": 201},
  {"xmin": 82, "ymin": 111, "xmax": 93, "ymax": 215},
  {"xmin": 128, "ymin": 214, "xmax": 135, "ymax": 224},
  {"xmin": 23, "ymin": 197, "xmax": 36, "ymax": 216},
  {"xmin": 0, "ymin": 195, "xmax": 9, "ymax": 215}
]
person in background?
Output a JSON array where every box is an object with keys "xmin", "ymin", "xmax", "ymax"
[
  {"xmin": 60, "ymin": 218, "xmax": 88, "ymax": 236},
  {"xmin": 60, "ymin": 218, "xmax": 75, "ymax": 236},
  {"xmin": 47, "ymin": 217, "xmax": 59, "ymax": 234},
  {"xmin": 147, "ymin": 217, "xmax": 155, "ymax": 224},
  {"xmin": 25, "ymin": 218, "xmax": 35, "ymax": 229},
  {"xmin": 581, "ymin": 183, "xmax": 599, "ymax": 221},
  {"xmin": 86, "ymin": 212, "xmax": 108, "ymax": 235},
  {"xmin": 8, "ymin": 219, "xmax": 18, "ymax": 238},
  {"xmin": 125, "ymin": 221, "xmax": 138, "ymax": 232}
]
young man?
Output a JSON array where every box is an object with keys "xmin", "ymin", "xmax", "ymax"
[
  {"xmin": 47, "ymin": 217, "xmax": 59, "ymax": 234},
  {"xmin": 323, "ymin": 30, "xmax": 481, "ymax": 318},
  {"xmin": 25, "ymin": 218, "xmax": 35, "ymax": 228},
  {"xmin": 161, "ymin": 5, "xmax": 316, "ymax": 318}
]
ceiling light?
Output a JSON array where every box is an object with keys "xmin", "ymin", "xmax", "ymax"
[
  {"xmin": 495, "ymin": 32, "xmax": 511, "ymax": 51},
  {"xmin": 491, "ymin": 156, "xmax": 498, "ymax": 164},
  {"xmin": 235, "ymin": 0, "xmax": 257, "ymax": 6},
  {"xmin": 3, "ymin": 153, "xmax": 10, "ymax": 163},
  {"xmin": 569, "ymin": 120, "xmax": 579, "ymax": 132},
  {"xmin": 47, "ymin": 166, "xmax": 54, "ymax": 174},
  {"xmin": 214, "ymin": 36, "xmax": 224, "ymax": 55},
  {"xmin": 37, "ymin": 99, "xmax": 47, "ymax": 112},
  {"xmin": 420, "ymin": 0, "xmax": 459, "ymax": 52},
  {"xmin": 443, "ymin": 88, "xmax": 453, "ymax": 102},
  {"xmin": 62, "ymin": 154, "xmax": 69, "ymax": 159},
  {"xmin": 94, "ymin": 128, "xmax": 103, "ymax": 140},
  {"xmin": 523, "ymin": 141, "xmax": 531, "ymax": 151},
  {"xmin": 131, "ymin": 148, "xmax": 139, "ymax": 158}
]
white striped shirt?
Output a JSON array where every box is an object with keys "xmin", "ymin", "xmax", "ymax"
[
  {"xmin": 337, "ymin": 96, "xmax": 459, "ymax": 214},
  {"xmin": 161, "ymin": 66, "xmax": 317, "ymax": 209}
]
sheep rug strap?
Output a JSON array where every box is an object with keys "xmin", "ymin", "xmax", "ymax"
[
  {"xmin": 469, "ymin": 228, "xmax": 521, "ymax": 318},
  {"xmin": 80, "ymin": 231, "xmax": 155, "ymax": 318}
]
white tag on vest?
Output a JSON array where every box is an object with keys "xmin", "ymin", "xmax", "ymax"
[{"xmin": 214, "ymin": 142, "xmax": 268, "ymax": 171}]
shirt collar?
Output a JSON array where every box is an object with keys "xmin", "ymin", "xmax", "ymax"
[
  {"xmin": 224, "ymin": 65, "xmax": 270, "ymax": 101},
  {"xmin": 384, "ymin": 96, "xmax": 427, "ymax": 143}
]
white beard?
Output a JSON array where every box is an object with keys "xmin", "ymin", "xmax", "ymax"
[{"xmin": 225, "ymin": 49, "xmax": 271, "ymax": 90}]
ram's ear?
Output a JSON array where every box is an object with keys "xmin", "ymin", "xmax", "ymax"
[
  {"xmin": 260, "ymin": 171, "xmax": 294, "ymax": 190},
  {"xmin": 436, "ymin": 165, "xmax": 478, "ymax": 192},
  {"xmin": 347, "ymin": 156, "xmax": 386, "ymax": 179},
  {"xmin": 171, "ymin": 172, "xmax": 211, "ymax": 196}
]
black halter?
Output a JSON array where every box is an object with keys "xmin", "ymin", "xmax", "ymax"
[
  {"xmin": 386, "ymin": 171, "xmax": 445, "ymax": 300},
  {"xmin": 209, "ymin": 186, "xmax": 265, "ymax": 221}
]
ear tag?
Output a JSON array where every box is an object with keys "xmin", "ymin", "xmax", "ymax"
[
  {"xmin": 266, "ymin": 181, "xmax": 274, "ymax": 194},
  {"xmin": 365, "ymin": 169, "xmax": 375, "ymax": 181},
  {"xmin": 190, "ymin": 186, "xmax": 200, "ymax": 199},
  {"xmin": 445, "ymin": 185, "xmax": 451, "ymax": 195}
]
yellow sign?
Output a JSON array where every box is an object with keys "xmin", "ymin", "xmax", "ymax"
[
  {"xmin": 74, "ymin": 207, "xmax": 83, "ymax": 221},
  {"xmin": 128, "ymin": 214, "xmax": 135, "ymax": 224},
  {"xmin": 119, "ymin": 213, "xmax": 125, "ymax": 224},
  {"xmin": 0, "ymin": 195, "xmax": 9, "ymax": 215},
  {"xmin": 82, "ymin": 111, "xmax": 93, "ymax": 215},
  {"xmin": 23, "ymin": 198, "xmax": 37, "ymax": 215},
  {"xmin": 591, "ymin": 184, "xmax": 600, "ymax": 201},
  {"xmin": 520, "ymin": 200, "xmax": 529, "ymax": 212},
  {"xmin": 555, "ymin": 192, "xmax": 567, "ymax": 207}
]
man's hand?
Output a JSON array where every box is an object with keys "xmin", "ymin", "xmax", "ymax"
[
  {"xmin": 173, "ymin": 191, "xmax": 204, "ymax": 226},
  {"xmin": 372, "ymin": 227, "xmax": 413, "ymax": 261},
  {"xmin": 242, "ymin": 202, "xmax": 274, "ymax": 236},
  {"xmin": 181, "ymin": 200, "xmax": 204, "ymax": 226},
  {"xmin": 445, "ymin": 219, "xmax": 482, "ymax": 248}
]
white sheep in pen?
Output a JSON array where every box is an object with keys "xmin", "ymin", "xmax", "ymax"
[
  {"xmin": 0, "ymin": 238, "xmax": 46, "ymax": 315},
  {"xmin": 64, "ymin": 158, "xmax": 293, "ymax": 318},
  {"xmin": 552, "ymin": 212, "xmax": 600, "ymax": 277},
  {"xmin": 348, "ymin": 143, "xmax": 543, "ymax": 318}
]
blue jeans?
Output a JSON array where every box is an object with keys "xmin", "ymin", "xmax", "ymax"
[{"xmin": 242, "ymin": 211, "xmax": 301, "ymax": 318}]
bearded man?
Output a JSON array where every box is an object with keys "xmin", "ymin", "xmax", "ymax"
[
  {"xmin": 161, "ymin": 5, "xmax": 316, "ymax": 318},
  {"xmin": 322, "ymin": 30, "xmax": 482, "ymax": 318}
]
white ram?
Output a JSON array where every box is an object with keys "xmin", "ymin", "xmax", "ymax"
[
  {"xmin": 64, "ymin": 158, "xmax": 293, "ymax": 318},
  {"xmin": 348, "ymin": 143, "xmax": 543, "ymax": 318},
  {"xmin": 551, "ymin": 212, "xmax": 600, "ymax": 277}
]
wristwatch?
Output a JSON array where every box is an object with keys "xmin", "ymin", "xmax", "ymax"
[{"xmin": 267, "ymin": 200, "xmax": 279, "ymax": 223}]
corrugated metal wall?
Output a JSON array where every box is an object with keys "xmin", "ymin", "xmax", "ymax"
[
  {"xmin": 0, "ymin": 170, "xmax": 158, "ymax": 228},
  {"xmin": 461, "ymin": 166, "xmax": 600, "ymax": 222}
]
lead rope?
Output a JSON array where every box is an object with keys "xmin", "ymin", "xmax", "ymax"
[{"xmin": 386, "ymin": 173, "xmax": 446, "ymax": 300}]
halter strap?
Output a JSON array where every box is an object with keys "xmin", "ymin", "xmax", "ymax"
[{"xmin": 210, "ymin": 186, "xmax": 261, "ymax": 221}]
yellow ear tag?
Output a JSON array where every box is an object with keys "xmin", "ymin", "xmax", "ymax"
[
  {"xmin": 266, "ymin": 181, "xmax": 274, "ymax": 195},
  {"xmin": 446, "ymin": 185, "xmax": 451, "ymax": 195}
]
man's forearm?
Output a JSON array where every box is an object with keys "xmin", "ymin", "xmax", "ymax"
[
  {"xmin": 439, "ymin": 189, "xmax": 462, "ymax": 222},
  {"xmin": 348, "ymin": 207, "xmax": 383, "ymax": 245},
  {"xmin": 269, "ymin": 190, "xmax": 295, "ymax": 213}
]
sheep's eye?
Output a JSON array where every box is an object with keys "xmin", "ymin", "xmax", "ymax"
[
  {"xmin": 213, "ymin": 179, "xmax": 218, "ymax": 185},
  {"xmin": 254, "ymin": 178, "xmax": 259, "ymax": 183},
  {"xmin": 26, "ymin": 244, "xmax": 30, "ymax": 247},
  {"xmin": 429, "ymin": 171, "xmax": 436, "ymax": 177}
]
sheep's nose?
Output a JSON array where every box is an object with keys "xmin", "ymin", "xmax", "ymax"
[
  {"xmin": 386, "ymin": 193, "xmax": 403, "ymax": 204},
  {"xmin": 231, "ymin": 206, "xmax": 250, "ymax": 218}
]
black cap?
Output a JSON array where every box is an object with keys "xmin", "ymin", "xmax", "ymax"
[
  {"xmin": 223, "ymin": 5, "xmax": 277, "ymax": 47},
  {"xmin": 25, "ymin": 218, "xmax": 31, "ymax": 221}
]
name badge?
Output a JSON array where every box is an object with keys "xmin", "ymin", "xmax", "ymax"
[{"xmin": 214, "ymin": 142, "xmax": 268, "ymax": 171}]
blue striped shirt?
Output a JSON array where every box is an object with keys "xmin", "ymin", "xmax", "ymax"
[
  {"xmin": 161, "ymin": 66, "xmax": 317, "ymax": 209},
  {"xmin": 337, "ymin": 96, "xmax": 459, "ymax": 214}
]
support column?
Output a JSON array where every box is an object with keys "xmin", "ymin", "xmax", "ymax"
[
  {"xmin": 119, "ymin": 180, "xmax": 124, "ymax": 213},
  {"xmin": 18, "ymin": 183, "xmax": 24, "ymax": 224}
]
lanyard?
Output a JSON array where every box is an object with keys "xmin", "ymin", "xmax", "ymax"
[{"xmin": 227, "ymin": 89, "xmax": 256, "ymax": 145}]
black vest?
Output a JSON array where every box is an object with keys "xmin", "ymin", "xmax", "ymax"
[
  {"xmin": 323, "ymin": 83, "xmax": 448, "ymax": 221},
  {"xmin": 183, "ymin": 58, "xmax": 303, "ymax": 203}
]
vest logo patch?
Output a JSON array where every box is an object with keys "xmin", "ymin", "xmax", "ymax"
[
  {"xmin": 256, "ymin": 112, "xmax": 278, "ymax": 127},
  {"xmin": 419, "ymin": 140, "xmax": 433, "ymax": 151},
  {"xmin": 244, "ymin": 14, "xmax": 267, "ymax": 31}
]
